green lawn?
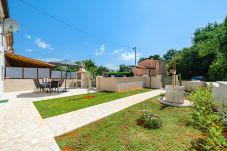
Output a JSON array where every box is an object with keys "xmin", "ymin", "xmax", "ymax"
[
  {"xmin": 34, "ymin": 88, "xmax": 152, "ymax": 118},
  {"xmin": 56, "ymin": 96, "xmax": 201, "ymax": 151}
]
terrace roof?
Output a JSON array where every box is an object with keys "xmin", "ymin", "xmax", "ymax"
[{"xmin": 5, "ymin": 52, "xmax": 56, "ymax": 68}]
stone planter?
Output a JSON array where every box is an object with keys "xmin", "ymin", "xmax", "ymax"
[{"xmin": 165, "ymin": 85, "xmax": 185, "ymax": 104}]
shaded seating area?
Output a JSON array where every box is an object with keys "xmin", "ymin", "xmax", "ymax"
[{"xmin": 33, "ymin": 78, "xmax": 65, "ymax": 94}]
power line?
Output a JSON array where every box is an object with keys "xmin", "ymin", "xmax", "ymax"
[{"xmin": 18, "ymin": 0, "xmax": 133, "ymax": 49}]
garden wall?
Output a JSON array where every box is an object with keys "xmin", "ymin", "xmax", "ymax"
[
  {"xmin": 4, "ymin": 79, "xmax": 77, "ymax": 92},
  {"xmin": 182, "ymin": 81, "xmax": 205, "ymax": 91},
  {"xmin": 96, "ymin": 75, "xmax": 162, "ymax": 92},
  {"xmin": 212, "ymin": 81, "xmax": 227, "ymax": 101}
]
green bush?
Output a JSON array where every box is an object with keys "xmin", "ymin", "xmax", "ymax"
[
  {"xmin": 200, "ymin": 125, "xmax": 227, "ymax": 150},
  {"xmin": 188, "ymin": 87, "xmax": 227, "ymax": 150},
  {"xmin": 107, "ymin": 72, "xmax": 133, "ymax": 77},
  {"xmin": 137, "ymin": 111, "xmax": 162, "ymax": 129}
]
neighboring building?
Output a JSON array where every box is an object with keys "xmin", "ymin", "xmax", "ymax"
[
  {"xmin": 132, "ymin": 58, "xmax": 166, "ymax": 76},
  {"xmin": 0, "ymin": 0, "xmax": 10, "ymax": 97}
]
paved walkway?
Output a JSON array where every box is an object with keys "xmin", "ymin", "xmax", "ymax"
[{"xmin": 0, "ymin": 89, "xmax": 163, "ymax": 151}]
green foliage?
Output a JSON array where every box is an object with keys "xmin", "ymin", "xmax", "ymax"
[
  {"xmin": 138, "ymin": 54, "xmax": 162, "ymax": 63},
  {"xmin": 188, "ymin": 87, "xmax": 219, "ymax": 131},
  {"xmin": 200, "ymin": 125, "xmax": 227, "ymax": 151},
  {"xmin": 75, "ymin": 59, "xmax": 110, "ymax": 77},
  {"xmin": 163, "ymin": 16, "xmax": 227, "ymax": 81},
  {"xmin": 76, "ymin": 59, "xmax": 97, "ymax": 71},
  {"xmin": 163, "ymin": 49, "xmax": 178, "ymax": 62},
  {"xmin": 208, "ymin": 54, "xmax": 227, "ymax": 81},
  {"xmin": 149, "ymin": 54, "xmax": 161, "ymax": 60},
  {"xmin": 107, "ymin": 72, "xmax": 133, "ymax": 77},
  {"xmin": 175, "ymin": 48, "xmax": 216, "ymax": 80},
  {"xmin": 138, "ymin": 111, "xmax": 162, "ymax": 129},
  {"xmin": 119, "ymin": 64, "xmax": 132, "ymax": 72},
  {"xmin": 138, "ymin": 57, "xmax": 147, "ymax": 63},
  {"xmin": 188, "ymin": 88, "xmax": 227, "ymax": 150},
  {"xmin": 54, "ymin": 66, "xmax": 77, "ymax": 72},
  {"xmin": 96, "ymin": 66, "xmax": 109, "ymax": 76}
]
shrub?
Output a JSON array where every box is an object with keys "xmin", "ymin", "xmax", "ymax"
[
  {"xmin": 137, "ymin": 111, "xmax": 162, "ymax": 129},
  {"xmin": 188, "ymin": 87, "xmax": 227, "ymax": 150},
  {"xmin": 188, "ymin": 87, "xmax": 219, "ymax": 131},
  {"xmin": 200, "ymin": 125, "xmax": 227, "ymax": 150}
]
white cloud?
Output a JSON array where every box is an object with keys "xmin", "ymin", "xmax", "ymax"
[
  {"xmin": 25, "ymin": 49, "xmax": 33, "ymax": 53},
  {"xmin": 112, "ymin": 48, "xmax": 124, "ymax": 55},
  {"xmin": 24, "ymin": 34, "xmax": 32, "ymax": 39},
  {"xmin": 95, "ymin": 44, "xmax": 105, "ymax": 56},
  {"xmin": 104, "ymin": 64, "xmax": 119, "ymax": 70},
  {"xmin": 120, "ymin": 51, "xmax": 141, "ymax": 61},
  {"xmin": 35, "ymin": 38, "xmax": 53, "ymax": 50}
]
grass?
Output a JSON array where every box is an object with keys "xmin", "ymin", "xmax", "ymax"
[
  {"xmin": 34, "ymin": 88, "xmax": 152, "ymax": 118},
  {"xmin": 56, "ymin": 96, "xmax": 201, "ymax": 151}
]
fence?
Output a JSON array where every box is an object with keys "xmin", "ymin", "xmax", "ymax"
[{"xmin": 4, "ymin": 67, "xmax": 76, "ymax": 79}]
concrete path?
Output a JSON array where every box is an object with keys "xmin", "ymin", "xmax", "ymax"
[{"xmin": 0, "ymin": 89, "xmax": 163, "ymax": 151}]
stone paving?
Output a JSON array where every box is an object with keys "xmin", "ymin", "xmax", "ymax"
[{"xmin": 0, "ymin": 89, "xmax": 163, "ymax": 151}]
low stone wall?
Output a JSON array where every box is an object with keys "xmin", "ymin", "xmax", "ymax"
[
  {"xmin": 212, "ymin": 81, "xmax": 227, "ymax": 101},
  {"xmin": 182, "ymin": 81, "xmax": 205, "ymax": 91},
  {"xmin": 96, "ymin": 75, "xmax": 162, "ymax": 92},
  {"xmin": 96, "ymin": 76, "xmax": 144, "ymax": 92},
  {"xmin": 4, "ymin": 79, "xmax": 77, "ymax": 92}
]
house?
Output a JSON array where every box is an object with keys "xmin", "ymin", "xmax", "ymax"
[
  {"xmin": 0, "ymin": 0, "xmax": 10, "ymax": 97},
  {"xmin": 0, "ymin": 0, "xmax": 75, "ymax": 93},
  {"xmin": 132, "ymin": 58, "xmax": 166, "ymax": 76}
]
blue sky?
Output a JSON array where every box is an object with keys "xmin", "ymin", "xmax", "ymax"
[{"xmin": 8, "ymin": 0, "xmax": 227, "ymax": 70}]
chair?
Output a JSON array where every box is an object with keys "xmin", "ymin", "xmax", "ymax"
[
  {"xmin": 49, "ymin": 80, "xmax": 60, "ymax": 94},
  {"xmin": 58, "ymin": 79, "xmax": 64, "ymax": 88},
  {"xmin": 33, "ymin": 79, "xmax": 44, "ymax": 93}
]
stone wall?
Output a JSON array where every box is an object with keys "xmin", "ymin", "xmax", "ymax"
[
  {"xmin": 212, "ymin": 81, "xmax": 227, "ymax": 101},
  {"xmin": 182, "ymin": 81, "xmax": 205, "ymax": 91},
  {"xmin": 4, "ymin": 79, "xmax": 77, "ymax": 92},
  {"xmin": 96, "ymin": 75, "xmax": 163, "ymax": 92}
]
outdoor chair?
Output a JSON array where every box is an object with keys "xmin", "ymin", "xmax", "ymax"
[
  {"xmin": 49, "ymin": 80, "xmax": 60, "ymax": 94},
  {"xmin": 58, "ymin": 79, "xmax": 64, "ymax": 89},
  {"xmin": 33, "ymin": 79, "xmax": 45, "ymax": 93}
]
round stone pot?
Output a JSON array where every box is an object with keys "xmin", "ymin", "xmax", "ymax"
[{"xmin": 165, "ymin": 85, "xmax": 185, "ymax": 104}]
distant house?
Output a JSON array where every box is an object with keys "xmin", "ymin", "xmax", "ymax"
[{"xmin": 132, "ymin": 58, "xmax": 166, "ymax": 76}]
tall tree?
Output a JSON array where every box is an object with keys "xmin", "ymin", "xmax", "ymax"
[
  {"xmin": 149, "ymin": 54, "xmax": 161, "ymax": 60},
  {"xmin": 163, "ymin": 49, "xmax": 178, "ymax": 62},
  {"xmin": 138, "ymin": 57, "xmax": 146, "ymax": 63},
  {"xmin": 96, "ymin": 66, "xmax": 109, "ymax": 76},
  {"xmin": 119, "ymin": 64, "xmax": 132, "ymax": 72}
]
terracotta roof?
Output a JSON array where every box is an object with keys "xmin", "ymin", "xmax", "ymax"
[
  {"xmin": 5, "ymin": 52, "xmax": 56, "ymax": 68},
  {"xmin": 134, "ymin": 65, "xmax": 156, "ymax": 69}
]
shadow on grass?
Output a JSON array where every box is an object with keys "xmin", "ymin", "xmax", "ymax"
[{"xmin": 159, "ymin": 104, "xmax": 170, "ymax": 110}]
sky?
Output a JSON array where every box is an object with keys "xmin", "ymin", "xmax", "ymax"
[{"xmin": 8, "ymin": 0, "xmax": 227, "ymax": 70}]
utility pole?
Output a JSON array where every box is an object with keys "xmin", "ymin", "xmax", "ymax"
[
  {"xmin": 133, "ymin": 47, "xmax": 136, "ymax": 68},
  {"xmin": 133, "ymin": 47, "xmax": 136, "ymax": 77}
]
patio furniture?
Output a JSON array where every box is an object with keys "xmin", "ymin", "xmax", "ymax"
[
  {"xmin": 49, "ymin": 60, "xmax": 81, "ymax": 92},
  {"xmin": 33, "ymin": 79, "xmax": 45, "ymax": 93},
  {"xmin": 49, "ymin": 80, "xmax": 60, "ymax": 94}
]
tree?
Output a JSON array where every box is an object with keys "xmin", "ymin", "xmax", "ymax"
[
  {"xmin": 149, "ymin": 54, "xmax": 161, "ymax": 60},
  {"xmin": 163, "ymin": 49, "xmax": 178, "ymax": 62},
  {"xmin": 96, "ymin": 66, "xmax": 109, "ymax": 76},
  {"xmin": 138, "ymin": 57, "xmax": 146, "ymax": 63},
  {"xmin": 119, "ymin": 64, "xmax": 132, "ymax": 72}
]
